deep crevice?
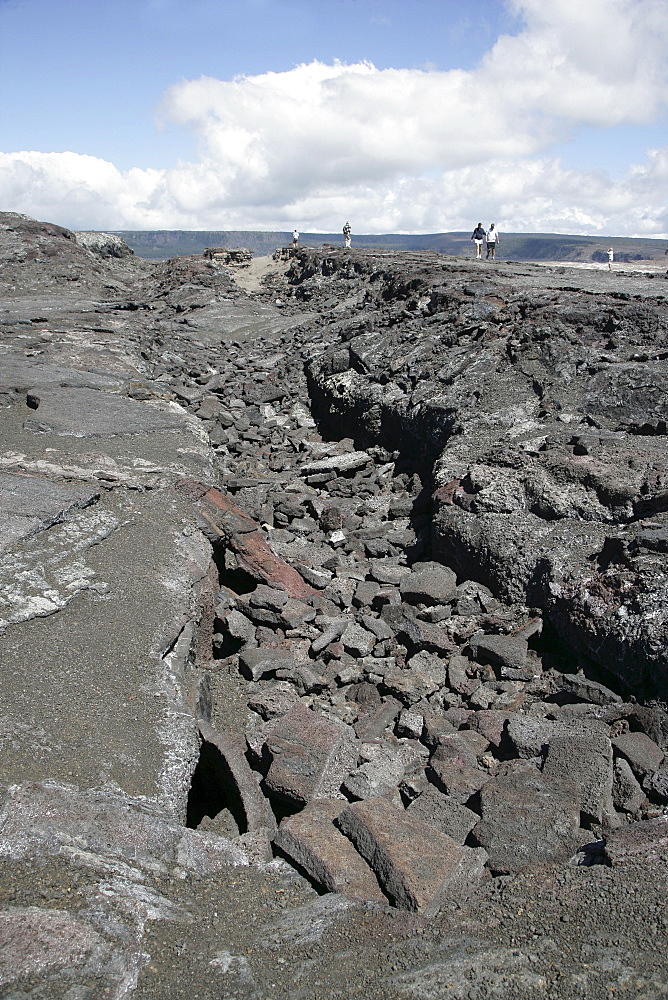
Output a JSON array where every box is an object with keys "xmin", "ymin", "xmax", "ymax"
[{"xmin": 186, "ymin": 739, "xmax": 246, "ymax": 833}]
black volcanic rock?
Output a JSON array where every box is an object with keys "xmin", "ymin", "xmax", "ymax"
[{"xmin": 2, "ymin": 216, "xmax": 668, "ymax": 1000}]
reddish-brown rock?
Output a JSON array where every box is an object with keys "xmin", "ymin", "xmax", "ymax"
[
  {"xmin": 336, "ymin": 796, "xmax": 487, "ymax": 915},
  {"xmin": 176, "ymin": 479, "xmax": 316, "ymax": 598},
  {"xmin": 274, "ymin": 799, "xmax": 386, "ymax": 902}
]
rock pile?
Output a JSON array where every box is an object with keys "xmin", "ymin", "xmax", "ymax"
[{"xmin": 139, "ymin": 256, "xmax": 668, "ymax": 911}]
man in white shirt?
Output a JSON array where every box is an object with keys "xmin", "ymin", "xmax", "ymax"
[{"xmin": 486, "ymin": 224, "xmax": 500, "ymax": 259}]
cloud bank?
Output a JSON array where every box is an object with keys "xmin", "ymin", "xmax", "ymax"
[{"xmin": 1, "ymin": 0, "xmax": 667, "ymax": 235}]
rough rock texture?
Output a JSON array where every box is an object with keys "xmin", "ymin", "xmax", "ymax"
[
  {"xmin": 301, "ymin": 247, "xmax": 668, "ymax": 699},
  {"xmin": 337, "ymin": 796, "xmax": 488, "ymax": 915},
  {"xmin": 1, "ymin": 215, "xmax": 668, "ymax": 999}
]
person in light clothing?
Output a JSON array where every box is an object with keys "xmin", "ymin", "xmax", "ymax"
[
  {"xmin": 486, "ymin": 223, "xmax": 500, "ymax": 259},
  {"xmin": 343, "ymin": 221, "xmax": 352, "ymax": 248},
  {"xmin": 607, "ymin": 247, "xmax": 614, "ymax": 270},
  {"xmin": 292, "ymin": 229, "xmax": 299, "ymax": 247},
  {"xmin": 471, "ymin": 223, "xmax": 486, "ymax": 259}
]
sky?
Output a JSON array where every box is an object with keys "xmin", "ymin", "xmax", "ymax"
[{"xmin": 0, "ymin": 0, "xmax": 667, "ymax": 237}]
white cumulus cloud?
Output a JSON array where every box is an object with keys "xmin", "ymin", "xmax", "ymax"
[{"xmin": 1, "ymin": 0, "xmax": 667, "ymax": 235}]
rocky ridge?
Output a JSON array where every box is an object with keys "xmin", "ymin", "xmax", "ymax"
[{"xmin": 0, "ymin": 213, "xmax": 667, "ymax": 1000}]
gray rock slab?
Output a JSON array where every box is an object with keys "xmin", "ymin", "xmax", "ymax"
[
  {"xmin": 427, "ymin": 760, "xmax": 492, "ymax": 805},
  {"xmin": 247, "ymin": 682, "xmax": 300, "ymax": 720},
  {"xmin": 239, "ymin": 646, "xmax": 295, "ymax": 681},
  {"xmin": 406, "ymin": 785, "xmax": 479, "ymax": 845},
  {"xmin": 300, "ymin": 451, "xmax": 371, "ymax": 475},
  {"xmin": 432, "ymin": 731, "xmax": 490, "ymax": 768},
  {"xmin": 343, "ymin": 743, "xmax": 414, "ymax": 800},
  {"xmin": 0, "ymin": 781, "xmax": 248, "ymax": 873},
  {"xmin": 399, "ymin": 561, "xmax": 458, "ymax": 605},
  {"xmin": 643, "ymin": 765, "xmax": 668, "ymax": 801},
  {"xmin": 337, "ymin": 796, "xmax": 487, "ymax": 915},
  {"xmin": 384, "ymin": 649, "xmax": 446, "ymax": 706},
  {"xmin": 24, "ymin": 386, "xmax": 187, "ymax": 436},
  {"xmin": 264, "ymin": 702, "xmax": 359, "ymax": 806},
  {"xmin": 274, "ymin": 799, "xmax": 386, "ymax": 902},
  {"xmin": 354, "ymin": 699, "xmax": 402, "ymax": 741},
  {"xmin": 259, "ymin": 893, "xmax": 360, "ymax": 950},
  {"xmin": 0, "ymin": 354, "xmax": 124, "ymax": 390},
  {"xmin": 0, "ymin": 905, "xmax": 112, "ymax": 990},
  {"xmin": 612, "ymin": 731, "xmax": 665, "ymax": 779},
  {"xmin": 543, "ymin": 731, "xmax": 614, "ymax": 822},
  {"xmin": 0, "ymin": 471, "xmax": 99, "ymax": 551},
  {"xmin": 613, "ymin": 757, "xmax": 647, "ymax": 814},
  {"xmin": 0, "ymin": 489, "xmax": 213, "ymax": 809},
  {"xmin": 341, "ymin": 620, "xmax": 376, "ymax": 656},
  {"xmin": 469, "ymin": 632, "xmax": 528, "ymax": 674},
  {"xmin": 604, "ymin": 816, "xmax": 668, "ymax": 866},
  {"xmin": 507, "ymin": 715, "xmax": 611, "ymax": 758},
  {"xmin": 556, "ymin": 672, "xmax": 623, "ymax": 706},
  {"xmin": 475, "ymin": 769, "xmax": 581, "ymax": 874}
]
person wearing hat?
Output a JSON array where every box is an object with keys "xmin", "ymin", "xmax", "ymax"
[{"xmin": 607, "ymin": 247, "xmax": 614, "ymax": 270}]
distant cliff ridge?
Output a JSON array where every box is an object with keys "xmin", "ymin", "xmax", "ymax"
[{"xmin": 108, "ymin": 228, "xmax": 668, "ymax": 262}]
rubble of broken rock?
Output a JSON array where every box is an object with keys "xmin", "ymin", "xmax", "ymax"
[{"xmin": 1, "ymin": 211, "xmax": 668, "ymax": 1000}]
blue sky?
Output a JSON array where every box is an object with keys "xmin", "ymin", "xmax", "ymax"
[{"xmin": 1, "ymin": 0, "xmax": 667, "ymax": 235}]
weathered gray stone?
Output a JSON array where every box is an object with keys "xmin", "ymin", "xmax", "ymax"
[
  {"xmin": 643, "ymin": 765, "xmax": 668, "ymax": 801},
  {"xmin": 249, "ymin": 583, "xmax": 289, "ymax": 610},
  {"xmin": 543, "ymin": 731, "xmax": 614, "ymax": 822},
  {"xmin": 225, "ymin": 608, "xmax": 256, "ymax": 644},
  {"xmin": 613, "ymin": 757, "xmax": 647, "ymax": 814},
  {"xmin": 507, "ymin": 715, "xmax": 610, "ymax": 759},
  {"xmin": 604, "ymin": 817, "xmax": 668, "ymax": 866},
  {"xmin": 397, "ymin": 617, "xmax": 454, "ymax": 655},
  {"xmin": 354, "ymin": 699, "xmax": 402, "ymax": 740},
  {"xmin": 396, "ymin": 709, "xmax": 424, "ymax": 740},
  {"xmin": 247, "ymin": 682, "xmax": 300, "ymax": 720},
  {"xmin": 0, "ymin": 471, "xmax": 100, "ymax": 551},
  {"xmin": 468, "ymin": 632, "xmax": 528, "ymax": 675},
  {"xmin": 343, "ymin": 742, "xmax": 417, "ymax": 800},
  {"xmin": 341, "ymin": 621, "xmax": 376, "ymax": 657},
  {"xmin": 24, "ymin": 386, "xmax": 187, "ymax": 436},
  {"xmin": 446, "ymin": 653, "xmax": 481, "ymax": 697},
  {"xmin": 556, "ymin": 672, "xmax": 623, "ymax": 706},
  {"xmin": 431, "ymin": 731, "xmax": 489, "ymax": 770},
  {"xmin": 383, "ymin": 650, "xmax": 446, "ymax": 705},
  {"xmin": 469, "ymin": 709, "xmax": 513, "ymax": 747},
  {"xmin": 278, "ymin": 598, "xmax": 318, "ymax": 629},
  {"xmin": 399, "ymin": 561, "xmax": 458, "ymax": 606},
  {"xmin": 239, "ymin": 646, "xmax": 295, "ymax": 681},
  {"xmin": 337, "ymin": 796, "xmax": 487, "ymax": 915},
  {"xmin": 475, "ymin": 770, "xmax": 581, "ymax": 873},
  {"xmin": 427, "ymin": 760, "xmax": 492, "ymax": 805},
  {"xmin": 406, "ymin": 785, "xmax": 478, "ymax": 845},
  {"xmin": 264, "ymin": 702, "xmax": 359, "ymax": 805},
  {"xmin": 0, "ymin": 781, "xmax": 248, "ymax": 872},
  {"xmin": 301, "ymin": 452, "xmax": 371, "ymax": 475},
  {"xmin": 197, "ymin": 721, "xmax": 277, "ymax": 836},
  {"xmin": 612, "ymin": 731, "xmax": 665, "ymax": 779}
]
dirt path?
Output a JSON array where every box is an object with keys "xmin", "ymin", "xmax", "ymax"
[{"xmin": 227, "ymin": 253, "xmax": 291, "ymax": 292}]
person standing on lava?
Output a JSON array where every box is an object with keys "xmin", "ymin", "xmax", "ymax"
[
  {"xmin": 343, "ymin": 221, "xmax": 352, "ymax": 248},
  {"xmin": 486, "ymin": 223, "xmax": 500, "ymax": 259},
  {"xmin": 471, "ymin": 222, "xmax": 486, "ymax": 259}
]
